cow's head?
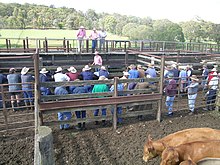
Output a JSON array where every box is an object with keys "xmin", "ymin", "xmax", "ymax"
[
  {"xmin": 143, "ymin": 135, "xmax": 158, "ymax": 162},
  {"xmin": 160, "ymin": 147, "xmax": 179, "ymax": 165}
]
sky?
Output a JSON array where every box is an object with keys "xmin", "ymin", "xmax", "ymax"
[{"xmin": 1, "ymin": 0, "xmax": 220, "ymax": 24}]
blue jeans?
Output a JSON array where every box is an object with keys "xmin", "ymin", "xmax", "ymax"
[
  {"xmin": 58, "ymin": 112, "xmax": 72, "ymax": 129},
  {"xmin": 111, "ymin": 106, "xmax": 122, "ymax": 123},
  {"xmin": 188, "ymin": 93, "xmax": 197, "ymax": 112},
  {"xmin": 94, "ymin": 108, "xmax": 106, "ymax": 116},
  {"xmin": 22, "ymin": 88, "xmax": 33, "ymax": 103},
  {"xmin": 206, "ymin": 89, "xmax": 217, "ymax": 105},
  {"xmin": 165, "ymin": 96, "xmax": 175, "ymax": 114},
  {"xmin": 40, "ymin": 87, "xmax": 51, "ymax": 95},
  {"xmin": 92, "ymin": 40, "xmax": 97, "ymax": 49},
  {"xmin": 75, "ymin": 110, "xmax": 86, "ymax": 119}
]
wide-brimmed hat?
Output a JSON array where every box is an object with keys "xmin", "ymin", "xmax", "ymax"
[
  {"xmin": 99, "ymin": 76, "xmax": 108, "ymax": 80},
  {"xmin": 94, "ymin": 51, "xmax": 99, "ymax": 55},
  {"xmin": 83, "ymin": 65, "xmax": 91, "ymax": 71},
  {"xmin": 101, "ymin": 66, "xmax": 106, "ymax": 70},
  {"xmin": 123, "ymin": 71, "xmax": 130, "ymax": 76},
  {"xmin": 68, "ymin": 66, "xmax": 77, "ymax": 73},
  {"xmin": 21, "ymin": 67, "xmax": 30, "ymax": 75},
  {"xmin": 40, "ymin": 68, "xmax": 48, "ymax": 74},
  {"xmin": 211, "ymin": 68, "xmax": 217, "ymax": 72},
  {"xmin": 137, "ymin": 64, "xmax": 142, "ymax": 69},
  {"xmin": 79, "ymin": 26, "xmax": 85, "ymax": 29},
  {"xmin": 93, "ymin": 28, "xmax": 96, "ymax": 31},
  {"xmin": 190, "ymin": 75, "xmax": 199, "ymax": 81},
  {"xmin": 55, "ymin": 67, "xmax": 63, "ymax": 73}
]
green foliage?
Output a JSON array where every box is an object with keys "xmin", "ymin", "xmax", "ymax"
[{"xmin": 0, "ymin": 2, "xmax": 219, "ymax": 44}]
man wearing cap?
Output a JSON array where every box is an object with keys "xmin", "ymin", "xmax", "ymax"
[
  {"xmin": 204, "ymin": 72, "xmax": 219, "ymax": 111},
  {"xmin": 77, "ymin": 26, "xmax": 86, "ymax": 52},
  {"xmin": 21, "ymin": 67, "xmax": 35, "ymax": 110},
  {"xmin": 186, "ymin": 75, "xmax": 199, "ymax": 115},
  {"xmin": 164, "ymin": 73, "xmax": 177, "ymax": 116},
  {"xmin": 89, "ymin": 28, "xmax": 99, "ymax": 53},
  {"xmin": 39, "ymin": 68, "xmax": 51, "ymax": 96},
  {"xmin": 7, "ymin": 68, "xmax": 21, "ymax": 111}
]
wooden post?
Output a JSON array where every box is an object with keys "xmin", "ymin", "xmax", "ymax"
[
  {"xmin": 113, "ymin": 77, "xmax": 119, "ymax": 130},
  {"xmin": 140, "ymin": 41, "xmax": 143, "ymax": 51},
  {"xmin": 106, "ymin": 40, "xmax": 109, "ymax": 52},
  {"xmin": 67, "ymin": 40, "xmax": 70, "ymax": 53},
  {"xmin": 124, "ymin": 41, "xmax": 127, "ymax": 52},
  {"xmin": 23, "ymin": 39, "xmax": 26, "ymax": 52},
  {"xmin": 86, "ymin": 39, "xmax": 89, "ymax": 53},
  {"xmin": 45, "ymin": 37, "xmax": 48, "ymax": 53},
  {"xmin": 157, "ymin": 55, "xmax": 165, "ymax": 122},
  {"xmin": 26, "ymin": 37, "xmax": 29, "ymax": 51},
  {"xmin": 1, "ymin": 85, "xmax": 8, "ymax": 130},
  {"xmin": 63, "ymin": 37, "xmax": 66, "ymax": 52},
  {"xmin": 125, "ymin": 51, "xmax": 128, "ymax": 68},
  {"xmin": 177, "ymin": 50, "xmax": 180, "ymax": 64}
]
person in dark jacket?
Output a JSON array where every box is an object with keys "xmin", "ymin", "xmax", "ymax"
[
  {"xmin": 39, "ymin": 68, "xmax": 51, "ymax": 96},
  {"xmin": 164, "ymin": 73, "xmax": 177, "ymax": 116}
]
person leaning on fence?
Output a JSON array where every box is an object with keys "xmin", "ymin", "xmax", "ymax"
[
  {"xmin": 128, "ymin": 64, "xmax": 139, "ymax": 90},
  {"xmin": 21, "ymin": 67, "xmax": 35, "ymax": 110},
  {"xmin": 179, "ymin": 67, "xmax": 187, "ymax": 94},
  {"xmin": 186, "ymin": 75, "xmax": 199, "ymax": 115},
  {"xmin": 76, "ymin": 26, "xmax": 86, "ymax": 52},
  {"xmin": 7, "ymin": 68, "xmax": 21, "ymax": 111},
  {"xmin": 164, "ymin": 73, "xmax": 177, "ymax": 116},
  {"xmin": 145, "ymin": 63, "xmax": 157, "ymax": 79},
  {"xmin": 203, "ymin": 72, "xmax": 219, "ymax": 111},
  {"xmin": 39, "ymin": 68, "xmax": 51, "ymax": 96},
  {"xmin": 66, "ymin": 66, "xmax": 79, "ymax": 93},
  {"xmin": 92, "ymin": 76, "xmax": 109, "ymax": 126},
  {"xmin": 201, "ymin": 65, "xmax": 209, "ymax": 89},
  {"xmin": 89, "ymin": 28, "xmax": 99, "ymax": 53},
  {"xmin": 109, "ymin": 81, "xmax": 123, "ymax": 124},
  {"xmin": 98, "ymin": 66, "xmax": 109, "ymax": 78},
  {"xmin": 54, "ymin": 86, "xmax": 72, "ymax": 130},
  {"xmin": 72, "ymin": 78, "xmax": 88, "ymax": 130}
]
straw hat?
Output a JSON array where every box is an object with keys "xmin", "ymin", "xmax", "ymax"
[
  {"xmin": 99, "ymin": 76, "xmax": 108, "ymax": 80},
  {"xmin": 21, "ymin": 67, "xmax": 30, "ymax": 75},
  {"xmin": 67, "ymin": 66, "xmax": 77, "ymax": 73},
  {"xmin": 211, "ymin": 68, "xmax": 217, "ymax": 72},
  {"xmin": 83, "ymin": 65, "xmax": 91, "ymax": 71},
  {"xmin": 80, "ymin": 26, "xmax": 85, "ymax": 29},
  {"xmin": 55, "ymin": 67, "xmax": 63, "ymax": 73},
  {"xmin": 123, "ymin": 71, "xmax": 130, "ymax": 76},
  {"xmin": 190, "ymin": 75, "xmax": 199, "ymax": 81},
  {"xmin": 137, "ymin": 64, "xmax": 142, "ymax": 69},
  {"xmin": 94, "ymin": 51, "xmax": 99, "ymax": 55},
  {"xmin": 101, "ymin": 66, "xmax": 106, "ymax": 70},
  {"xmin": 40, "ymin": 68, "xmax": 48, "ymax": 74},
  {"xmin": 93, "ymin": 28, "xmax": 96, "ymax": 31}
]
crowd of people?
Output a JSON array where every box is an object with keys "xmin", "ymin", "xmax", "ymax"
[
  {"xmin": 163, "ymin": 64, "xmax": 219, "ymax": 116},
  {"xmin": 76, "ymin": 26, "xmax": 107, "ymax": 53}
]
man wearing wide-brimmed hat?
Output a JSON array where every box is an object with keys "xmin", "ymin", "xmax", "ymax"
[
  {"xmin": 98, "ymin": 65, "xmax": 109, "ymax": 78},
  {"xmin": 54, "ymin": 67, "xmax": 70, "ymax": 82},
  {"xmin": 77, "ymin": 25, "xmax": 86, "ymax": 52},
  {"xmin": 21, "ymin": 67, "xmax": 35, "ymax": 110},
  {"xmin": 186, "ymin": 75, "xmax": 199, "ymax": 115},
  {"xmin": 80, "ymin": 65, "xmax": 95, "ymax": 92},
  {"xmin": 145, "ymin": 63, "xmax": 157, "ymax": 78},
  {"xmin": 92, "ymin": 51, "xmax": 103, "ymax": 71},
  {"xmin": 89, "ymin": 28, "xmax": 99, "ymax": 53},
  {"xmin": 66, "ymin": 66, "xmax": 79, "ymax": 81},
  {"xmin": 39, "ymin": 68, "xmax": 51, "ymax": 96}
]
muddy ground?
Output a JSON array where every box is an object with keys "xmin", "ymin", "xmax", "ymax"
[{"xmin": 1, "ymin": 108, "xmax": 220, "ymax": 165}]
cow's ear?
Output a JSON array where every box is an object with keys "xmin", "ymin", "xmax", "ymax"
[{"xmin": 148, "ymin": 134, "xmax": 152, "ymax": 142}]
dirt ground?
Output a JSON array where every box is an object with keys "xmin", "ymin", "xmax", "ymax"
[{"xmin": 1, "ymin": 108, "xmax": 220, "ymax": 165}]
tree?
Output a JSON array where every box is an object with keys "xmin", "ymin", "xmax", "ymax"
[{"xmin": 104, "ymin": 15, "xmax": 117, "ymax": 34}]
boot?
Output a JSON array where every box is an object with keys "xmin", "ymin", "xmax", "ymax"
[
  {"xmin": 75, "ymin": 123, "xmax": 82, "ymax": 130},
  {"xmin": 82, "ymin": 122, "xmax": 86, "ymax": 130}
]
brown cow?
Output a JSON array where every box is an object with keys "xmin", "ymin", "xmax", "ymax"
[
  {"xmin": 143, "ymin": 128, "xmax": 220, "ymax": 162},
  {"xmin": 160, "ymin": 140, "xmax": 220, "ymax": 165},
  {"xmin": 179, "ymin": 160, "xmax": 196, "ymax": 165}
]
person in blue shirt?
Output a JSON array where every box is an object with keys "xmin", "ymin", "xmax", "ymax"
[
  {"xmin": 145, "ymin": 64, "xmax": 157, "ymax": 78},
  {"xmin": 98, "ymin": 66, "xmax": 109, "ymax": 78},
  {"xmin": 128, "ymin": 64, "xmax": 139, "ymax": 90}
]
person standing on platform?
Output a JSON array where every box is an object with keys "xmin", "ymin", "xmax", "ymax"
[
  {"xmin": 89, "ymin": 28, "xmax": 99, "ymax": 53},
  {"xmin": 76, "ymin": 26, "xmax": 86, "ymax": 53},
  {"xmin": 99, "ymin": 28, "xmax": 107, "ymax": 51},
  {"xmin": 92, "ymin": 51, "xmax": 103, "ymax": 72}
]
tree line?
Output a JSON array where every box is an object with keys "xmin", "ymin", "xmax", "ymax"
[{"xmin": 0, "ymin": 2, "xmax": 220, "ymax": 44}]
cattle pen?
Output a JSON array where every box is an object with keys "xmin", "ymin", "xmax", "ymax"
[{"xmin": 1, "ymin": 39, "xmax": 220, "ymax": 165}]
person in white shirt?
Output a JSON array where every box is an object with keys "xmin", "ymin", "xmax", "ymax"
[
  {"xmin": 99, "ymin": 28, "xmax": 107, "ymax": 51},
  {"xmin": 54, "ymin": 67, "xmax": 70, "ymax": 82},
  {"xmin": 204, "ymin": 72, "xmax": 219, "ymax": 111}
]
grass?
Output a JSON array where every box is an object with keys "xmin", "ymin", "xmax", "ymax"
[{"xmin": 0, "ymin": 29, "xmax": 128, "ymax": 48}]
